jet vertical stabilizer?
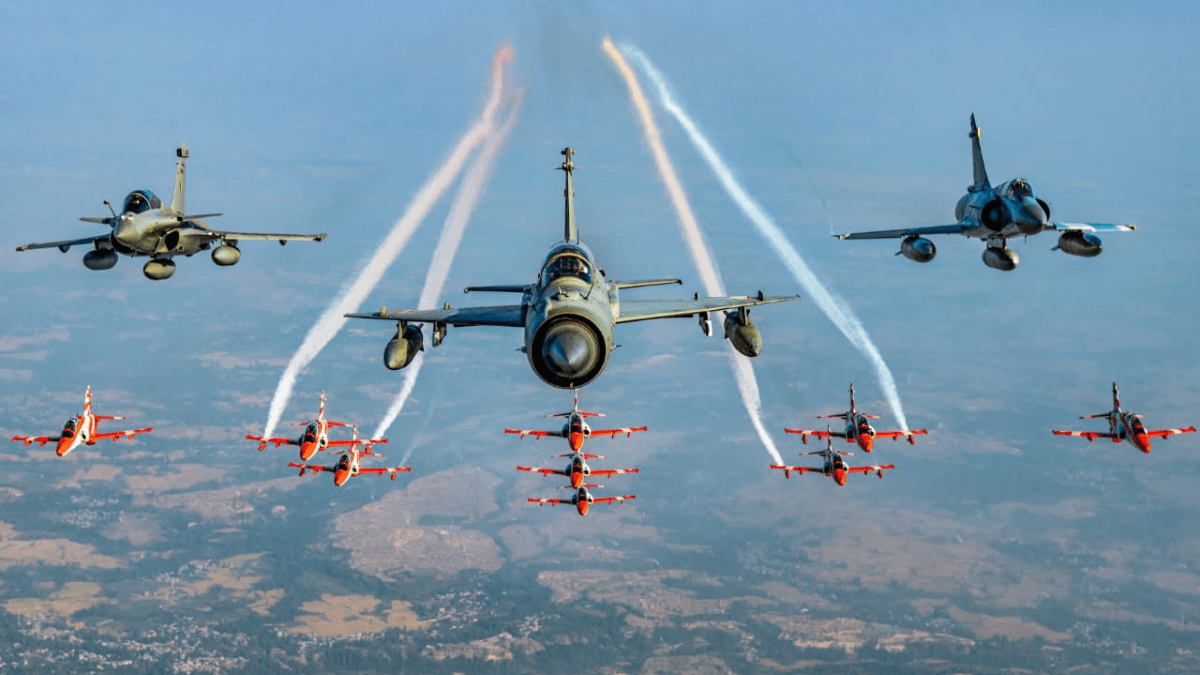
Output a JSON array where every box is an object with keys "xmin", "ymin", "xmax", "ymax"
[
  {"xmin": 558, "ymin": 147, "xmax": 578, "ymax": 242},
  {"xmin": 171, "ymin": 143, "xmax": 188, "ymax": 213},
  {"xmin": 968, "ymin": 114, "xmax": 989, "ymax": 192}
]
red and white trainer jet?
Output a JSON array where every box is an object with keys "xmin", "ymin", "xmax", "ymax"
[
  {"xmin": 505, "ymin": 389, "xmax": 647, "ymax": 453},
  {"xmin": 11, "ymin": 386, "xmax": 152, "ymax": 457},
  {"xmin": 287, "ymin": 429, "xmax": 404, "ymax": 487},
  {"xmin": 527, "ymin": 484, "xmax": 635, "ymax": 517},
  {"xmin": 785, "ymin": 383, "xmax": 927, "ymax": 452},
  {"xmin": 517, "ymin": 452, "xmax": 639, "ymax": 489},
  {"xmin": 1052, "ymin": 382, "xmax": 1196, "ymax": 454},
  {"xmin": 247, "ymin": 392, "xmax": 365, "ymax": 460},
  {"xmin": 771, "ymin": 431, "xmax": 895, "ymax": 486}
]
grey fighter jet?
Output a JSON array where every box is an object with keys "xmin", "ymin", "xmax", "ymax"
[
  {"xmin": 835, "ymin": 114, "xmax": 1136, "ymax": 271},
  {"xmin": 346, "ymin": 148, "xmax": 798, "ymax": 389},
  {"xmin": 15, "ymin": 143, "xmax": 326, "ymax": 280}
]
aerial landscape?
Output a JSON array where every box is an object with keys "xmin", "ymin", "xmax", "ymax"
[{"xmin": 1, "ymin": 1, "xmax": 1198, "ymax": 673}]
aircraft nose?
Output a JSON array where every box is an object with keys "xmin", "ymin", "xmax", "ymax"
[{"xmin": 545, "ymin": 331, "xmax": 590, "ymax": 375}]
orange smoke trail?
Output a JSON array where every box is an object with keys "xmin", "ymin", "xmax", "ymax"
[
  {"xmin": 603, "ymin": 38, "xmax": 782, "ymax": 465},
  {"xmin": 262, "ymin": 45, "xmax": 514, "ymax": 439}
]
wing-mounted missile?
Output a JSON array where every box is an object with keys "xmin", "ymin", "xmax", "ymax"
[
  {"xmin": 723, "ymin": 305, "xmax": 762, "ymax": 357},
  {"xmin": 384, "ymin": 320, "xmax": 424, "ymax": 370}
]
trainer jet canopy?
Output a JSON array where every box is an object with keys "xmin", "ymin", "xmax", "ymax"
[
  {"xmin": 11, "ymin": 386, "xmax": 152, "ymax": 457},
  {"xmin": 347, "ymin": 148, "xmax": 798, "ymax": 389},
  {"xmin": 785, "ymin": 383, "xmax": 927, "ymax": 452},
  {"xmin": 1052, "ymin": 382, "xmax": 1196, "ymax": 454},
  {"xmin": 835, "ymin": 114, "xmax": 1136, "ymax": 271},
  {"xmin": 15, "ymin": 143, "xmax": 326, "ymax": 280}
]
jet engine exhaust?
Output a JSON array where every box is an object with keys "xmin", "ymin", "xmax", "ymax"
[
  {"xmin": 372, "ymin": 86, "xmax": 525, "ymax": 440},
  {"xmin": 620, "ymin": 41, "xmax": 913, "ymax": 433},
  {"xmin": 260, "ymin": 45, "xmax": 515, "ymax": 440},
  {"xmin": 603, "ymin": 38, "xmax": 783, "ymax": 465}
]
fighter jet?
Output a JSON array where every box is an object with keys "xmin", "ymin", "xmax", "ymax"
[
  {"xmin": 11, "ymin": 386, "xmax": 152, "ymax": 457},
  {"xmin": 1052, "ymin": 382, "xmax": 1196, "ymax": 454},
  {"xmin": 527, "ymin": 484, "xmax": 635, "ymax": 517},
  {"xmin": 834, "ymin": 114, "xmax": 1136, "ymax": 271},
  {"xmin": 247, "ymin": 392, "xmax": 378, "ymax": 461},
  {"xmin": 346, "ymin": 148, "xmax": 798, "ymax": 389},
  {"xmin": 770, "ymin": 430, "xmax": 895, "ymax": 486},
  {"xmin": 15, "ymin": 143, "xmax": 326, "ymax": 280},
  {"xmin": 784, "ymin": 383, "xmax": 927, "ymax": 452},
  {"xmin": 518, "ymin": 454, "xmax": 639, "ymax": 490},
  {"xmin": 504, "ymin": 389, "xmax": 647, "ymax": 453},
  {"xmin": 288, "ymin": 430, "xmax": 409, "ymax": 487}
]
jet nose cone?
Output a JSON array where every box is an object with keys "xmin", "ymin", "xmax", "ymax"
[
  {"xmin": 114, "ymin": 216, "xmax": 137, "ymax": 244},
  {"xmin": 1015, "ymin": 197, "xmax": 1048, "ymax": 234},
  {"xmin": 546, "ymin": 332, "xmax": 588, "ymax": 373}
]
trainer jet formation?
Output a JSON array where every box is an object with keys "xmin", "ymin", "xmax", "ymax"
[
  {"xmin": 785, "ymin": 383, "xmax": 928, "ymax": 452},
  {"xmin": 836, "ymin": 115, "xmax": 1136, "ymax": 271},
  {"xmin": 771, "ymin": 430, "xmax": 895, "ymax": 486},
  {"xmin": 1053, "ymin": 382, "xmax": 1196, "ymax": 454},
  {"xmin": 347, "ymin": 148, "xmax": 797, "ymax": 389},
  {"xmin": 15, "ymin": 143, "xmax": 326, "ymax": 280}
]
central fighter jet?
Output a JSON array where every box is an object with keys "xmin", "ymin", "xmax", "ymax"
[{"xmin": 347, "ymin": 148, "xmax": 797, "ymax": 389}]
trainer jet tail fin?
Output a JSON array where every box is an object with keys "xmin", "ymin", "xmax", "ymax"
[{"xmin": 969, "ymin": 114, "xmax": 989, "ymax": 192}]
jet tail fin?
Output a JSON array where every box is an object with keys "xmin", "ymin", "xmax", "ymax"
[
  {"xmin": 968, "ymin": 114, "xmax": 989, "ymax": 192},
  {"xmin": 170, "ymin": 143, "xmax": 188, "ymax": 213},
  {"xmin": 1112, "ymin": 381, "xmax": 1121, "ymax": 410},
  {"xmin": 557, "ymin": 148, "xmax": 577, "ymax": 242}
]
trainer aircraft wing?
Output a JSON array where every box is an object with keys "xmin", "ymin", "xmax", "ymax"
[
  {"xmin": 1146, "ymin": 426, "xmax": 1198, "ymax": 438},
  {"xmin": 505, "ymin": 428, "xmax": 564, "ymax": 440},
  {"xmin": 615, "ymin": 295, "xmax": 795, "ymax": 324},
  {"xmin": 516, "ymin": 466, "xmax": 566, "ymax": 477},
  {"xmin": 247, "ymin": 434, "xmax": 299, "ymax": 450},
  {"xmin": 326, "ymin": 437, "xmax": 389, "ymax": 449},
  {"xmin": 770, "ymin": 464, "xmax": 823, "ymax": 477},
  {"xmin": 346, "ymin": 305, "xmax": 525, "ymax": 328},
  {"xmin": 15, "ymin": 234, "xmax": 109, "ymax": 252},
  {"xmin": 1051, "ymin": 430, "xmax": 1114, "ymax": 441},
  {"xmin": 288, "ymin": 462, "xmax": 334, "ymax": 474},
  {"xmin": 92, "ymin": 427, "xmax": 153, "ymax": 443},
  {"xmin": 355, "ymin": 466, "xmax": 412, "ymax": 480},
  {"xmin": 587, "ymin": 426, "xmax": 648, "ymax": 438},
  {"xmin": 589, "ymin": 468, "xmax": 639, "ymax": 478},
  {"xmin": 12, "ymin": 434, "xmax": 60, "ymax": 447},
  {"xmin": 590, "ymin": 495, "xmax": 635, "ymax": 505},
  {"xmin": 1048, "ymin": 222, "xmax": 1137, "ymax": 233},
  {"xmin": 874, "ymin": 429, "xmax": 929, "ymax": 443},
  {"xmin": 848, "ymin": 464, "xmax": 895, "ymax": 476},
  {"xmin": 528, "ymin": 497, "xmax": 571, "ymax": 506},
  {"xmin": 784, "ymin": 428, "xmax": 841, "ymax": 442},
  {"xmin": 834, "ymin": 224, "xmax": 966, "ymax": 241}
]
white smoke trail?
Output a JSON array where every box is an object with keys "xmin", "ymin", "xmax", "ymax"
[
  {"xmin": 261, "ymin": 46, "xmax": 515, "ymax": 439},
  {"xmin": 373, "ymin": 90, "xmax": 526, "ymax": 445},
  {"xmin": 602, "ymin": 39, "xmax": 783, "ymax": 464},
  {"xmin": 621, "ymin": 42, "xmax": 911, "ymax": 432}
]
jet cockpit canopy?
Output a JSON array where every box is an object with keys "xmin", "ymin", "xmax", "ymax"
[
  {"xmin": 1000, "ymin": 179, "xmax": 1033, "ymax": 200},
  {"xmin": 540, "ymin": 243, "xmax": 594, "ymax": 286},
  {"xmin": 123, "ymin": 190, "xmax": 162, "ymax": 214}
]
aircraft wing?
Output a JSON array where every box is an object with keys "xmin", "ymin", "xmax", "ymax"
[
  {"xmin": 288, "ymin": 462, "xmax": 333, "ymax": 475},
  {"xmin": 346, "ymin": 305, "xmax": 525, "ymax": 327},
  {"xmin": 614, "ymin": 295, "xmax": 797, "ymax": 324},
  {"xmin": 505, "ymin": 429, "xmax": 565, "ymax": 440},
  {"xmin": 834, "ymin": 224, "xmax": 967, "ymax": 241},
  {"xmin": 874, "ymin": 429, "xmax": 929, "ymax": 444},
  {"xmin": 326, "ymin": 437, "xmax": 389, "ymax": 448},
  {"xmin": 589, "ymin": 468, "xmax": 640, "ymax": 478},
  {"xmin": 783, "ymin": 428, "xmax": 842, "ymax": 443},
  {"xmin": 11, "ymin": 434, "xmax": 60, "ymax": 447},
  {"xmin": 91, "ymin": 427, "xmax": 153, "ymax": 443},
  {"xmin": 355, "ymin": 466, "xmax": 412, "ymax": 480},
  {"xmin": 1051, "ymin": 430, "xmax": 1114, "ymax": 442},
  {"xmin": 769, "ymin": 464, "xmax": 823, "ymax": 477},
  {"xmin": 590, "ymin": 494, "xmax": 635, "ymax": 505},
  {"xmin": 516, "ymin": 466, "xmax": 566, "ymax": 477},
  {"xmin": 588, "ymin": 426, "xmax": 648, "ymax": 439},
  {"xmin": 1048, "ymin": 222, "xmax": 1137, "ymax": 233},
  {"xmin": 247, "ymin": 434, "xmax": 299, "ymax": 450},
  {"xmin": 205, "ymin": 229, "xmax": 327, "ymax": 244},
  {"xmin": 1146, "ymin": 426, "xmax": 1198, "ymax": 438},
  {"xmin": 528, "ymin": 497, "xmax": 571, "ymax": 507},
  {"xmin": 15, "ymin": 234, "xmax": 109, "ymax": 253},
  {"xmin": 847, "ymin": 464, "xmax": 895, "ymax": 476}
]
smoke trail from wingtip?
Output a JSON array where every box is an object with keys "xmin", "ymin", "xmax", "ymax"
[
  {"xmin": 373, "ymin": 89, "xmax": 526, "ymax": 443},
  {"xmin": 261, "ymin": 46, "xmax": 515, "ymax": 439},
  {"xmin": 602, "ymin": 38, "xmax": 783, "ymax": 464},
  {"xmin": 620, "ymin": 42, "xmax": 910, "ymax": 432}
]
